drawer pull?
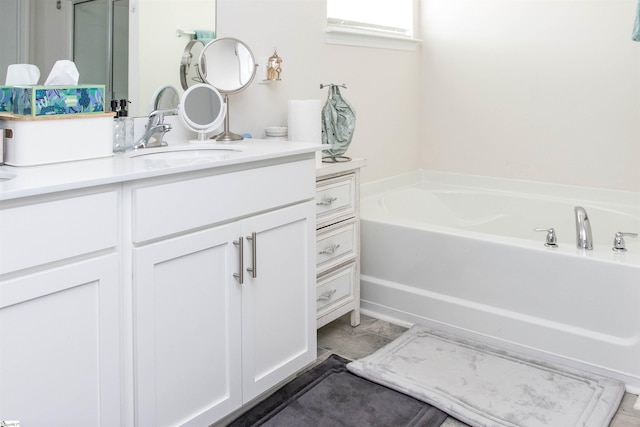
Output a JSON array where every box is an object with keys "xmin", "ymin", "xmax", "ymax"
[
  {"xmin": 317, "ymin": 289, "xmax": 337, "ymax": 301},
  {"xmin": 233, "ymin": 237, "xmax": 244, "ymax": 284},
  {"xmin": 317, "ymin": 196, "xmax": 337, "ymax": 206},
  {"xmin": 319, "ymin": 244, "xmax": 341, "ymax": 255},
  {"xmin": 246, "ymin": 232, "xmax": 257, "ymax": 278}
]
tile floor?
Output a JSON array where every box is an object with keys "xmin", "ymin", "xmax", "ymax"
[{"xmin": 317, "ymin": 313, "xmax": 640, "ymax": 427}]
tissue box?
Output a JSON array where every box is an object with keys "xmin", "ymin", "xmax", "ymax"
[
  {"xmin": 0, "ymin": 112, "xmax": 114, "ymax": 166},
  {"xmin": 12, "ymin": 85, "xmax": 105, "ymax": 116},
  {"xmin": 0, "ymin": 86, "xmax": 12, "ymax": 112}
]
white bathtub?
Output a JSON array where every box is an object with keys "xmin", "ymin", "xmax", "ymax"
[{"xmin": 360, "ymin": 170, "xmax": 640, "ymax": 390}]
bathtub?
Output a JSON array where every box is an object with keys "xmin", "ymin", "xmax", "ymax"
[{"xmin": 360, "ymin": 170, "xmax": 640, "ymax": 390}]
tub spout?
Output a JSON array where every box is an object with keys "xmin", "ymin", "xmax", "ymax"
[{"xmin": 574, "ymin": 206, "xmax": 593, "ymax": 250}]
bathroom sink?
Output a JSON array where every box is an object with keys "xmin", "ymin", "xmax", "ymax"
[
  {"xmin": 127, "ymin": 143, "xmax": 247, "ymax": 160},
  {"xmin": 131, "ymin": 150, "xmax": 230, "ymax": 161},
  {"xmin": 0, "ymin": 172, "xmax": 16, "ymax": 182}
]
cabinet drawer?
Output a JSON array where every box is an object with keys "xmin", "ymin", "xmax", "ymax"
[
  {"xmin": 131, "ymin": 159, "xmax": 314, "ymax": 243},
  {"xmin": 0, "ymin": 190, "xmax": 118, "ymax": 274},
  {"xmin": 316, "ymin": 262, "xmax": 356, "ymax": 314},
  {"xmin": 315, "ymin": 173, "xmax": 356, "ymax": 226},
  {"xmin": 316, "ymin": 219, "xmax": 357, "ymax": 274}
]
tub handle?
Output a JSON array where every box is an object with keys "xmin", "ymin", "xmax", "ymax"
[
  {"xmin": 534, "ymin": 228, "xmax": 558, "ymax": 248},
  {"xmin": 317, "ymin": 289, "xmax": 337, "ymax": 301},
  {"xmin": 317, "ymin": 196, "xmax": 338, "ymax": 206},
  {"xmin": 319, "ymin": 244, "xmax": 341, "ymax": 255},
  {"xmin": 612, "ymin": 231, "xmax": 638, "ymax": 252}
]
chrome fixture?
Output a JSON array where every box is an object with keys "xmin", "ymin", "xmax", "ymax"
[
  {"xmin": 612, "ymin": 231, "xmax": 638, "ymax": 252},
  {"xmin": 134, "ymin": 108, "xmax": 177, "ymax": 149},
  {"xmin": 534, "ymin": 228, "xmax": 558, "ymax": 247},
  {"xmin": 574, "ymin": 206, "xmax": 593, "ymax": 250}
]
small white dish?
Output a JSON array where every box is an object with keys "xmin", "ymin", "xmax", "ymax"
[{"xmin": 265, "ymin": 126, "xmax": 287, "ymax": 137}]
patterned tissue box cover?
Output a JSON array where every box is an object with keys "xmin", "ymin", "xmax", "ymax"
[
  {"xmin": 12, "ymin": 85, "xmax": 105, "ymax": 116},
  {"xmin": 0, "ymin": 86, "xmax": 12, "ymax": 112}
]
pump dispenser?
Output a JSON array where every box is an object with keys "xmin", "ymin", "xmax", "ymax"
[
  {"xmin": 112, "ymin": 100, "xmax": 125, "ymax": 152},
  {"xmin": 118, "ymin": 99, "xmax": 130, "ymax": 117},
  {"xmin": 112, "ymin": 99, "xmax": 134, "ymax": 152}
]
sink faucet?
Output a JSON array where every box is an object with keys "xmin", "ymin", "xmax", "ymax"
[
  {"xmin": 134, "ymin": 108, "xmax": 177, "ymax": 150},
  {"xmin": 574, "ymin": 206, "xmax": 593, "ymax": 250}
]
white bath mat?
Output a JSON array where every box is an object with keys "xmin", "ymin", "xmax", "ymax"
[{"xmin": 347, "ymin": 326, "xmax": 624, "ymax": 427}]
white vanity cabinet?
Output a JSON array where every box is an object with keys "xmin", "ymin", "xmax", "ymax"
[
  {"xmin": 128, "ymin": 158, "xmax": 317, "ymax": 427},
  {"xmin": 0, "ymin": 188, "xmax": 122, "ymax": 426}
]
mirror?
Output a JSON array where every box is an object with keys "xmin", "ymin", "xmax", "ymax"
[
  {"xmin": 198, "ymin": 38, "xmax": 257, "ymax": 141},
  {"xmin": 180, "ymin": 40, "xmax": 205, "ymax": 90},
  {"xmin": 151, "ymin": 85, "xmax": 180, "ymax": 111},
  {"xmin": 0, "ymin": 0, "xmax": 216, "ymax": 117},
  {"xmin": 179, "ymin": 83, "xmax": 226, "ymax": 143}
]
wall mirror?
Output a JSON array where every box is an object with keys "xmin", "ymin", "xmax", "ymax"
[
  {"xmin": 179, "ymin": 83, "xmax": 226, "ymax": 143},
  {"xmin": 180, "ymin": 40, "xmax": 206, "ymax": 90},
  {"xmin": 198, "ymin": 38, "xmax": 257, "ymax": 141},
  {"xmin": 0, "ymin": 0, "xmax": 216, "ymax": 117}
]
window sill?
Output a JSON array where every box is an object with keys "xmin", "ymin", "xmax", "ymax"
[{"xmin": 324, "ymin": 25, "xmax": 421, "ymax": 51}]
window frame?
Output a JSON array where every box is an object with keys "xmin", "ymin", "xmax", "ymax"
[{"xmin": 325, "ymin": 0, "xmax": 421, "ymax": 51}]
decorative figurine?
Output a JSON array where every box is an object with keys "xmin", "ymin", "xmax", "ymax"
[{"xmin": 267, "ymin": 49, "xmax": 283, "ymax": 81}]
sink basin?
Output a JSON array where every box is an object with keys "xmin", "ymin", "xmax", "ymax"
[
  {"xmin": 127, "ymin": 143, "xmax": 246, "ymax": 160},
  {"xmin": 0, "ymin": 172, "xmax": 16, "ymax": 182},
  {"xmin": 132, "ymin": 150, "xmax": 230, "ymax": 161}
]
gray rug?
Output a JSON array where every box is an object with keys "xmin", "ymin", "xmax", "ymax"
[
  {"xmin": 347, "ymin": 325, "xmax": 625, "ymax": 427},
  {"xmin": 228, "ymin": 353, "xmax": 448, "ymax": 426}
]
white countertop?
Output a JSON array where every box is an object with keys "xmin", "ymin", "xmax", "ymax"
[
  {"xmin": 0, "ymin": 139, "xmax": 322, "ymax": 201},
  {"xmin": 316, "ymin": 157, "xmax": 367, "ymax": 178}
]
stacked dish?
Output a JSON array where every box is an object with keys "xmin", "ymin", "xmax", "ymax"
[{"xmin": 265, "ymin": 126, "xmax": 287, "ymax": 140}]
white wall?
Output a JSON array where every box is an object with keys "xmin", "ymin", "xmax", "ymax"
[
  {"xmin": 216, "ymin": 0, "xmax": 423, "ymax": 183},
  {"xmin": 419, "ymin": 0, "xmax": 640, "ymax": 192},
  {"xmin": 218, "ymin": 0, "xmax": 640, "ymax": 191}
]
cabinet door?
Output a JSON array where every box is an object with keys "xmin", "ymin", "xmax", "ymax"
[
  {"xmin": 240, "ymin": 201, "xmax": 317, "ymax": 401},
  {"xmin": 133, "ymin": 224, "xmax": 242, "ymax": 427},
  {"xmin": 0, "ymin": 255, "xmax": 120, "ymax": 426}
]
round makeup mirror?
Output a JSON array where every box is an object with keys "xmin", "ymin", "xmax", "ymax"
[
  {"xmin": 198, "ymin": 38, "xmax": 257, "ymax": 141},
  {"xmin": 178, "ymin": 83, "xmax": 226, "ymax": 143}
]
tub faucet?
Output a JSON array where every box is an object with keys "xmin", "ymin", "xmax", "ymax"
[
  {"xmin": 574, "ymin": 206, "xmax": 593, "ymax": 250},
  {"xmin": 134, "ymin": 108, "xmax": 177, "ymax": 150}
]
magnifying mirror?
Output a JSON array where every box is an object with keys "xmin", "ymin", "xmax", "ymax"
[
  {"xmin": 179, "ymin": 83, "xmax": 226, "ymax": 143},
  {"xmin": 198, "ymin": 38, "xmax": 257, "ymax": 141}
]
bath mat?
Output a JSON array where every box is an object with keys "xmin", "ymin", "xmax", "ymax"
[
  {"xmin": 347, "ymin": 326, "xmax": 624, "ymax": 427},
  {"xmin": 227, "ymin": 353, "xmax": 449, "ymax": 426}
]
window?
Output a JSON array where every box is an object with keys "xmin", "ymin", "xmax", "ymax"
[{"xmin": 325, "ymin": 0, "xmax": 420, "ymax": 51}]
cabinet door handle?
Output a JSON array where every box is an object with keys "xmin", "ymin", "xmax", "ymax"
[
  {"xmin": 317, "ymin": 289, "xmax": 337, "ymax": 301},
  {"xmin": 316, "ymin": 196, "xmax": 337, "ymax": 206},
  {"xmin": 319, "ymin": 243, "xmax": 341, "ymax": 255},
  {"xmin": 246, "ymin": 232, "xmax": 257, "ymax": 278},
  {"xmin": 233, "ymin": 237, "xmax": 244, "ymax": 284}
]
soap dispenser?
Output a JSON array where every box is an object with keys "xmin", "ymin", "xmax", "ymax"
[
  {"xmin": 112, "ymin": 99, "xmax": 134, "ymax": 152},
  {"xmin": 118, "ymin": 99, "xmax": 134, "ymax": 151},
  {"xmin": 111, "ymin": 100, "xmax": 125, "ymax": 153}
]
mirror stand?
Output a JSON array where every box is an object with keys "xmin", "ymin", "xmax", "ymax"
[{"xmin": 215, "ymin": 95, "xmax": 243, "ymax": 141}]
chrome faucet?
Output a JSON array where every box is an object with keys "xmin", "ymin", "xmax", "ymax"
[
  {"xmin": 134, "ymin": 108, "xmax": 177, "ymax": 150},
  {"xmin": 574, "ymin": 206, "xmax": 593, "ymax": 250}
]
